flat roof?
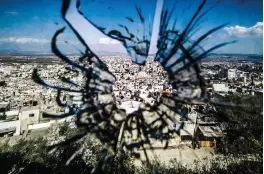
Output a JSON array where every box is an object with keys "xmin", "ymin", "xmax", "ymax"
[
  {"xmin": 180, "ymin": 123, "xmax": 196, "ymax": 136},
  {"xmin": 198, "ymin": 126, "xmax": 224, "ymax": 137},
  {"xmin": 0, "ymin": 127, "xmax": 16, "ymax": 134}
]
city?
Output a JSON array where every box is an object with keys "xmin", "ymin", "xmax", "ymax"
[
  {"xmin": 0, "ymin": 0, "xmax": 262, "ymax": 173},
  {"xmin": 0, "ymin": 54, "xmax": 262, "ymax": 145}
]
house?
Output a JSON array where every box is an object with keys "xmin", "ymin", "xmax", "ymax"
[
  {"xmin": 196, "ymin": 125, "xmax": 224, "ymax": 147},
  {"xmin": 0, "ymin": 101, "xmax": 11, "ymax": 119},
  {"xmin": 212, "ymin": 83, "xmax": 229, "ymax": 93},
  {"xmin": 228, "ymin": 69, "xmax": 237, "ymax": 80},
  {"xmin": 19, "ymin": 107, "xmax": 40, "ymax": 134},
  {"xmin": 0, "ymin": 120, "xmax": 20, "ymax": 137},
  {"xmin": 180, "ymin": 112, "xmax": 197, "ymax": 141}
]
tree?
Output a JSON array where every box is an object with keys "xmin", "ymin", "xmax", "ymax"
[{"xmin": 216, "ymin": 94, "xmax": 263, "ymax": 159}]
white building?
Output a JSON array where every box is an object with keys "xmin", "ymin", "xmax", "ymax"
[
  {"xmin": 19, "ymin": 107, "xmax": 40, "ymax": 134},
  {"xmin": 0, "ymin": 120, "xmax": 20, "ymax": 136},
  {"xmin": 228, "ymin": 69, "xmax": 237, "ymax": 80},
  {"xmin": 180, "ymin": 111, "xmax": 198, "ymax": 141},
  {"xmin": 212, "ymin": 83, "xmax": 229, "ymax": 93}
]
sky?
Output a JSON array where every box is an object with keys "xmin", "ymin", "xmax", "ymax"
[{"xmin": 0, "ymin": 0, "xmax": 262, "ymax": 55}]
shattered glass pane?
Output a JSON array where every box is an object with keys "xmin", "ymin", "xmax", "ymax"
[
  {"xmin": 63, "ymin": 0, "xmax": 157, "ymax": 65},
  {"xmin": 31, "ymin": 0, "xmax": 234, "ymax": 168}
]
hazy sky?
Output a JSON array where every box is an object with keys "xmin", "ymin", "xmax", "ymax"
[{"xmin": 0, "ymin": 0, "xmax": 262, "ymax": 55}]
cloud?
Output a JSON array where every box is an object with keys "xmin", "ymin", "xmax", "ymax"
[
  {"xmin": 5, "ymin": 11, "xmax": 19, "ymax": 16},
  {"xmin": 224, "ymin": 22, "xmax": 263, "ymax": 37},
  {"xmin": 0, "ymin": 37, "xmax": 79, "ymax": 45},
  {"xmin": 99, "ymin": 37, "xmax": 120, "ymax": 44},
  {"xmin": 0, "ymin": 37, "xmax": 49, "ymax": 44}
]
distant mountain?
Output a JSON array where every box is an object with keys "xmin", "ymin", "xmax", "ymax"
[
  {"xmin": 0, "ymin": 50, "xmax": 126, "ymax": 56},
  {"xmin": 0, "ymin": 50, "xmax": 54, "ymax": 56},
  {"xmin": 208, "ymin": 53, "xmax": 263, "ymax": 60},
  {"xmin": 0, "ymin": 50, "xmax": 262, "ymax": 60}
]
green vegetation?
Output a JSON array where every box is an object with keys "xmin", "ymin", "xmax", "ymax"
[
  {"xmin": 0, "ymin": 93, "xmax": 262, "ymax": 174},
  {"xmin": 216, "ymin": 94, "xmax": 262, "ymax": 157},
  {"xmin": 0, "ymin": 135, "xmax": 262, "ymax": 174},
  {"xmin": 0, "ymin": 123, "xmax": 135, "ymax": 174}
]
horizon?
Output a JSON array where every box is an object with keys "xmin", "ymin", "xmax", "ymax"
[
  {"xmin": 0, "ymin": 51, "xmax": 262, "ymax": 58},
  {"xmin": 0, "ymin": 0, "xmax": 262, "ymax": 55}
]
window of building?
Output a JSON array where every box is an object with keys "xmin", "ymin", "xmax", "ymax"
[{"xmin": 29, "ymin": 113, "xmax": 35, "ymax": 117}]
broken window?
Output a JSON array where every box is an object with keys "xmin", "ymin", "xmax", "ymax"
[{"xmin": 32, "ymin": 0, "xmax": 235, "ymax": 168}]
